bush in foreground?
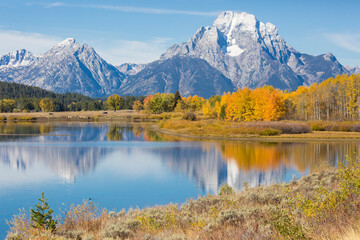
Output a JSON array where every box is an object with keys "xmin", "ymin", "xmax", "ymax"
[{"xmin": 7, "ymin": 157, "xmax": 360, "ymax": 240}]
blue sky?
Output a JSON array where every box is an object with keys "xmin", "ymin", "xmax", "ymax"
[{"xmin": 0, "ymin": 0, "xmax": 359, "ymax": 66}]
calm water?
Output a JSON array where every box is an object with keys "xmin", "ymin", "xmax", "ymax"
[{"xmin": 0, "ymin": 122, "xmax": 359, "ymax": 238}]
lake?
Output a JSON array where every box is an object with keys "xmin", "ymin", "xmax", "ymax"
[{"xmin": 0, "ymin": 122, "xmax": 358, "ymax": 238}]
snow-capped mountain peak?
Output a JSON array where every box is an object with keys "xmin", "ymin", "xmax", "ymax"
[
  {"xmin": 213, "ymin": 11, "xmax": 258, "ymax": 35},
  {"xmin": 47, "ymin": 38, "xmax": 80, "ymax": 55},
  {"xmin": 0, "ymin": 49, "xmax": 35, "ymax": 68},
  {"xmin": 161, "ymin": 11, "xmax": 348, "ymax": 90},
  {"xmin": 58, "ymin": 38, "xmax": 77, "ymax": 46},
  {"xmin": 0, "ymin": 38, "xmax": 125, "ymax": 97},
  {"xmin": 345, "ymin": 65, "xmax": 360, "ymax": 74},
  {"xmin": 0, "ymin": 12, "xmax": 352, "ymax": 98}
]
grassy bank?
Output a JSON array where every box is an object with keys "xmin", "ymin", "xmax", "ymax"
[
  {"xmin": 157, "ymin": 119, "xmax": 360, "ymax": 141},
  {"xmin": 6, "ymin": 158, "xmax": 360, "ymax": 240},
  {"xmin": 2, "ymin": 111, "xmax": 360, "ymax": 140},
  {"xmin": 0, "ymin": 110, "xmax": 161, "ymax": 122}
]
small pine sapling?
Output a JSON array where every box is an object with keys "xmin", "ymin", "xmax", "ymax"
[{"xmin": 30, "ymin": 192, "xmax": 57, "ymax": 232}]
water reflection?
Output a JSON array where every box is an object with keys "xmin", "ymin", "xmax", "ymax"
[
  {"xmin": 0, "ymin": 123, "xmax": 359, "ymax": 190},
  {"xmin": 1, "ymin": 122, "xmax": 360, "ymax": 239}
]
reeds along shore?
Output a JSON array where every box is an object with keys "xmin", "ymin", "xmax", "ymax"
[{"xmin": 6, "ymin": 157, "xmax": 360, "ymax": 240}]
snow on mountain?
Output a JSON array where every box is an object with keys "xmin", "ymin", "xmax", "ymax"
[
  {"xmin": 0, "ymin": 38, "xmax": 125, "ymax": 97},
  {"xmin": 0, "ymin": 11, "xmax": 353, "ymax": 97},
  {"xmin": 117, "ymin": 63, "xmax": 146, "ymax": 75},
  {"xmin": 0, "ymin": 49, "xmax": 35, "ymax": 68},
  {"xmin": 161, "ymin": 11, "xmax": 348, "ymax": 90},
  {"xmin": 345, "ymin": 65, "xmax": 360, "ymax": 74}
]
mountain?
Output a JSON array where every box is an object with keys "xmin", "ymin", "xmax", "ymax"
[
  {"xmin": 0, "ymin": 49, "xmax": 35, "ymax": 68},
  {"xmin": 0, "ymin": 12, "xmax": 353, "ymax": 97},
  {"xmin": 117, "ymin": 63, "xmax": 146, "ymax": 75},
  {"xmin": 161, "ymin": 11, "xmax": 349, "ymax": 90},
  {"xmin": 119, "ymin": 56, "xmax": 235, "ymax": 98},
  {"xmin": 0, "ymin": 38, "xmax": 125, "ymax": 97},
  {"xmin": 345, "ymin": 65, "xmax": 360, "ymax": 74}
]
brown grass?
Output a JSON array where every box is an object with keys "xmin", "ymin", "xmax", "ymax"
[
  {"xmin": 7, "ymin": 159, "xmax": 360, "ymax": 240},
  {"xmin": 158, "ymin": 119, "xmax": 360, "ymax": 141}
]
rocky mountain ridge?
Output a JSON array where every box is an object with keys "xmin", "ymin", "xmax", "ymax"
[{"xmin": 0, "ymin": 12, "xmax": 357, "ymax": 97}]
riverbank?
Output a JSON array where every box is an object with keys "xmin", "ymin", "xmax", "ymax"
[
  {"xmin": 2, "ymin": 111, "xmax": 360, "ymax": 141},
  {"xmin": 7, "ymin": 159, "xmax": 360, "ymax": 240},
  {"xmin": 0, "ymin": 110, "xmax": 154, "ymax": 122},
  {"xmin": 157, "ymin": 119, "xmax": 360, "ymax": 141}
]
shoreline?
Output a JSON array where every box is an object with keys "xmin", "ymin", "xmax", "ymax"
[
  {"xmin": 7, "ymin": 166, "xmax": 360, "ymax": 240},
  {"xmin": 155, "ymin": 126, "xmax": 360, "ymax": 142},
  {"xmin": 0, "ymin": 110, "xmax": 157, "ymax": 122},
  {"xmin": 2, "ymin": 111, "xmax": 360, "ymax": 141}
]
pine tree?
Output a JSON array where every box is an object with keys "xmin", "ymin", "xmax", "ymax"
[
  {"xmin": 174, "ymin": 90, "xmax": 181, "ymax": 109},
  {"xmin": 30, "ymin": 192, "xmax": 57, "ymax": 232}
]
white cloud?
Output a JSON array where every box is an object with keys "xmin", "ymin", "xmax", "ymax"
[
  {"xmin": 0, "ymin": 28, "xmax": 172, "ymax": 65},
  {"xmin": 0, "ymin": 29, "xmax": 61, "ymax": 56},
  {"xmin": 325, "ymin": 33, "xmax": 360, "ymax": 53},
  {"xmin": 97, "ymin": 38, "xmax": 173, "ymax": 65},
  {"xmin": 45, "ymin": 2, "xmax": 66, "ymax": 8},
  {"xmin": 44, "ymin": 2, "xmax": 221, "ymax": 16}
]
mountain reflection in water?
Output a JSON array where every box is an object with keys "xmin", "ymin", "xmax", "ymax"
[
  {"xmin": 1, "ymin": 122, "xmax": 360, "ymax": 239},
  {"xmin": 0, "ymin": 123, "xmax": 358, "ymax": 190}
]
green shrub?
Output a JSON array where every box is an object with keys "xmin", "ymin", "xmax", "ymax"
[
  {"xmin": 259, "ymin": 128, "xmax": 281, "ymax": 136},
  {"xmin": 219, "ymin": 184, "xmax": 235, "ymax": 196},
  {"xmin": 270, "ymin": 208, "xmax": 308, "ymax": 240},
  {"xmin": 17, "ymin": 116, "xmax": 36, "ymax": 121},
  {"xmin": 0, "ymin": 116, "xmax": 6, "ymax": 121},
  {"xmin": 182, "ymin": 112, "xmax": 197, "ymax": 121},
  {"xmin": 310, "ymin": 123, "xmax": 326, "ymax": 131}
]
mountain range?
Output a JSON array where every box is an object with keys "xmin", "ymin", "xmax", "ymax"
[{"xmin": 0, "ymin": 11, "xmax": 358, "ymax": 98}]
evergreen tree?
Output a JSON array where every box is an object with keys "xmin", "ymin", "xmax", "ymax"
[
  {"xmin": 30, "ymin": 192, "xmax": 57, "ymax": 232},
  {"xmin": 174, "ymin": 90, "xmax": 181, "ymax": 108}
]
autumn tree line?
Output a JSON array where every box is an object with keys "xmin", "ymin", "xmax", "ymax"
[
  {"xmin": 1, "ymin": 74, "xmax": 359, "ymax": 120},
  {"xmin": 135, "ymin": 74, "xmax": 360, "ymax": 122}
]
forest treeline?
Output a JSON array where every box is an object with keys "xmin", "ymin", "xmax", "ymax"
[
  {"xmin": 137, "ymin": 74, "xmax": 360, "ymax": 121},
  {"xmin": 0, "ymin": 82, "xmax": 143, "ymax": 112},
  {"xmin": 0, "ymin": 74, "xmax": 359, "ymax": 121}
]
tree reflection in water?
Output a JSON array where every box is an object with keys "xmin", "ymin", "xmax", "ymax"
[{"xmin": 107, "ymin": 124, "xmax": 124, "ymax": 141}]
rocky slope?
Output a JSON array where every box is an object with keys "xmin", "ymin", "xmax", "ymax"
[
  {"xmin": 161, "ymin": 11, "xmax": 349, "ymax": 90},
  {"xmin": 0, "ymin": 38, "xmax": 125, "ymax": 97},
  {"xmin": 120, "ymin": 56, "xmax": 235, "ymax": 98},
  {"xmin": 0, "ymin": 11, "xmax": 356, "ymax": 97}
]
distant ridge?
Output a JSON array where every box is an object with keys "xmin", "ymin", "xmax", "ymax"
[
  {"xmin": 0, "ymin": 81, "xmax": 93, "ymax": 100},
  {"xmin": 0, "ymin": 12, "xmax": 355, "ymax": 98}
]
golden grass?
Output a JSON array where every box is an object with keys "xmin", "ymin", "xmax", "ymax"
[
  {"xmin": 159, "ymin": 119, "xmax": 260, "ymax": 137},
  {"xmin": 7, "ymin": 160, "xmax": 360, "ymax": 239},
  {"xmin": 158, "ymin": 119, "xmax": 360, "ymax": 140}
]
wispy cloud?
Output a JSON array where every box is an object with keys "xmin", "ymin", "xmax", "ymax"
[
  {"xmin": 0, "ymin": 29, "xmax": 61, "ymax": 56},
  {"xmin": 325, "ymin": 33, "xmax": 360, "ymax": 53},
  {"xmin": 98, "ymin": 38, "xmax": 173, "ymax": 65},
  {"xmin": 0, "ymin": 27, "xmax": 173, "ymax": 65},
  {"xmin": 45, "ymin": 2, "xmax": 66, "ymax": 8},
  {"xmin": 44, "ymin": 2, "xmax": 221, "ymax": 16}
]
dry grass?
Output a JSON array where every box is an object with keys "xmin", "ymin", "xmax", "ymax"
[
  {"xmin": 309, "ymin": 121, "xmax": 360, "ymax": 132},
  {"xmin": 7, "ymin": 158, "xmax": 360, "ymax": 240},
  {"xmin": 158, "ymin": 119, "xmax": 360, "ymax": 140},
  {"xmin": 0, "ymin": 110, "xmax": 150, "ymax": 122}
]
